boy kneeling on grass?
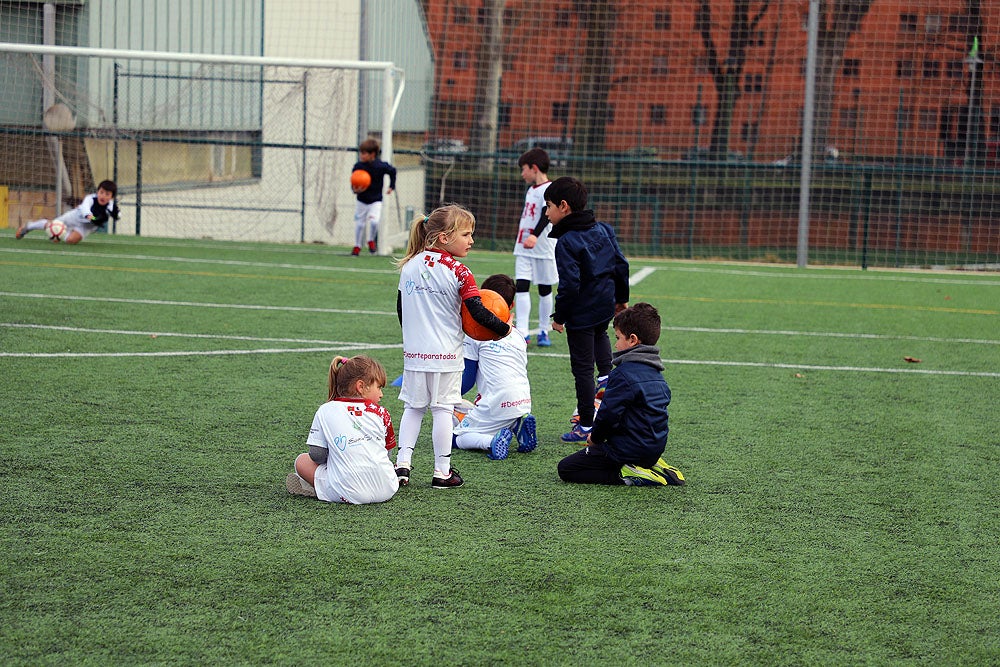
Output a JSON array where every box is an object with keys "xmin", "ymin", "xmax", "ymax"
[{"xmin": 556, "ymin": 303, "xmax": 685, "ymax": 487}]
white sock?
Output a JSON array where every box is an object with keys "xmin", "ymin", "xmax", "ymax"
[
  {"xmin": 431, "ymin": 405, "xmax": 454, "ymax": 476},
  {"xmin": 515, "ymin": 292, "xmax": 531, "ymax": 335},
  {"xmin": 538, "ymin": 292, "xmax": 553, "ymax": 333},
  {"xmin": 454, "ymin": 431, "xmax": 491, "ymax": 451},
  {"xmin": 26, "ymin": 219, "xmax": 49, "ymax": 232},
  {"xmin": 396, "ymin": 406, "xmax": 425, "ymax": 467}
]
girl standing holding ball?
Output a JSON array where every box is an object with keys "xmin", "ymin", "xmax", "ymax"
[{"xmin": 393, "ymin": 204, "xmax": 512, "ymax": 489}]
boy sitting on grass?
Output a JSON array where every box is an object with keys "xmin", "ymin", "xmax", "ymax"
[
  {"xmin": 556, "ymin": 303, "xmax": 685, "ymax": 487},
  {"xmin": 453, "ymin": 274, "xmax": 537, "ymax": 460}
]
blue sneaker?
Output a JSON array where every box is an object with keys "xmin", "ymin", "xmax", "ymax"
[
  {"xmin": 536, "ymin": 331, "xmax": 552, "ymax": 347},
  {"xmin": 514, "ymin": 414, "xmax": 537, "ymax": 453},
  {"xmin": 487, "ymin": 427, "xmax": 513, "ymax": 460},
  {"xmin": 560, "ymin": 423, "xmax": 591, "ymax": 443},
  {"xmin": 524, "ymin": 335, "xmax": 531, "ymax": 345}
]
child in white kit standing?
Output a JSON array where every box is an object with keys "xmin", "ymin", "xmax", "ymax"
[
  {"xmin": 394, "ymin": 204, "xmax": 512, "ymax": 488},
  {"xmin": 286, "ymin": 354, "xmax": 399, "ymax": 504},
  {"xmin": 453, "ymin": 273, "xmax": 537, "ymax": 460}
]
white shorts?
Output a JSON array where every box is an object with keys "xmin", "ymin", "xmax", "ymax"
[
  {"xmin": 454, "ymin": 406, "xmax": 519, "ymax": 437},
  {"xmin": 354, "ymin": 200, "xmax": 383, "ymax": 227},
  {"xmin": 399, "ymin": 369, "xmax": 463, "ymax": 409},
  {"xmin": 514, "ymin": 255, "xmax": 558, "ymax": 286},
  {"xmin": 60, "ymin": 218, "xmax": 100, "ymax": 240}
]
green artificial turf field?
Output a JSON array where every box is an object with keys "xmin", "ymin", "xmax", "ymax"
[{"xmin": 2, "ymin": 232, "xmax": 998, "ymax": 665}]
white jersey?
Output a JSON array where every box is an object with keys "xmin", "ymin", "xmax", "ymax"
[
  {"xmin": 58, "ymin": 193, "xmax": 115, "ymax": 231},
  {"xmin": 455, "ymin": 328, "xmax": 532, "ymax": 435},
  {"xmin": 513, "ymin": 181, "xmax": 555, "ymax": 259},
  {"xmin": 399, "ymin": 250, "xmax": 480, "ymax": 372},
  {"xmin": 308, "ymin": 398, "xmax": 399, "ymax": 504}
]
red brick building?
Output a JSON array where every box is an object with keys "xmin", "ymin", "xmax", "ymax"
[{"xmin": 423, "ymin": 1, "xmax": 998, "ymax": 162}]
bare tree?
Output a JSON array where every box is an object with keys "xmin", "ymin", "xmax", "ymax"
[
  {"xmin": 811, "ymin": 0, "xmax": 874, "ymax": 159},
  {"xmin": 695, "ymin": 0, "xmax": 771, "ymax": 160},
  {"xmin": 468, "ymin": 0, "xmax": 505, "ymax": 171},
  {"xmin": 572, "ymin": 0, "xmax": 616, "ymax": 156}
]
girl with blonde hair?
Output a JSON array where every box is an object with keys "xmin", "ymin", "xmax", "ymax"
[{"xmin": 393, "ymin": 204, "xmax": 511, "ymax": 488}]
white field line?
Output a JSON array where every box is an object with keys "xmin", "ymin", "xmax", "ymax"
[
  {"xmin": 6, "ymin": 246, "xmax": 999, "ymax": 286},
  {"xmin": 0, "ymin": 247, "xmax": 397, "ymax": 275},
  {"xmin": 629, "ymin": 266, "xmax": 656, "ymax": 285},
  {"xmin": 665, "ymin": 325, "xmax": 999, "ymax": 345},
  {"xmin": 3, "ymin": 322, "xmax": 997, "ymax": 376},
  {"xmin": 528, "ymin": 353, "xmax": 1000, "ymax": 378},
  {"xmin": 0, "ymin": 291, "xmax": 393, "ymax": 316},
  {"xmin": 654, "ymin": 264, "xmax": 1000, "ymax": 287}
]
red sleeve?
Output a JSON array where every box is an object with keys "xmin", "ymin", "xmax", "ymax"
[
  {"xmin": 453, "ymin": 260, "xmax": 480, "ymax": 301},
  {"xmin": 369, "ymin": 403, "xmax": 396, "ymax": 451}
]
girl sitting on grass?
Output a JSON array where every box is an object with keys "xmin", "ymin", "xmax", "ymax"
[{"xmin": 286, "ymin": 355, "xmax": 399, "ymax": 504}]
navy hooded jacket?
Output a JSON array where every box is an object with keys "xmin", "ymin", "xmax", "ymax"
[
  {"xmin": 548, "ymin": 210, "xmax": 630, "ymax": 329},
  {"xmin": 589, "ymin": 344, "xmax": 670, "ymax": 468}
]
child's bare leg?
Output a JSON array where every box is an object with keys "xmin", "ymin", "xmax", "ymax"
[{"xmin": 294, "ymin": 452, "xmax": 318, "ymax": 485}]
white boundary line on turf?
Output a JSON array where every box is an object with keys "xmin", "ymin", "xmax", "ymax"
[
  {"xmin": 0, "ymin": 323, "xmax": 395, "ymax": 346},
  {"xmin": 655, "ymin": 264, "xmax": 1000, "ymax": 287},
  {"xmin": 528, "ymin": 353, "xmax": 1000, "ymax": 378},
  {"xmin": 665, "ymin": 325, "xmax": 1000, "ymax": 345},
  {"xmin": 0, "ymin": 292, "xmax": 394, "ymax": 316},
  {"xmin": 2, "ymin": 295, "xmax": 996, "ymax": 346},
  {"xmin": 629, "ymin": 267, "xmax": 655, "ymax": 285},
  {"xmin": 0, "ymin": 247, "xmax": 398, "ymax": 275},
  {"xmin": 2, "ymin": 346, "xmax": 399, "ymax": 358}
]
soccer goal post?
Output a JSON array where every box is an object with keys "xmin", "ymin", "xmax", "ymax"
[{"xmin": 0, "ymin": 41, "xmax": 408, "ymax": 249}]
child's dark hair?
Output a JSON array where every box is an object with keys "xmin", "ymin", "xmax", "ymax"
[
  {"xmin": 328, "ymin": 354, "xmax": 388, "ymax": 401},
  {"xmin": 517, "ymin": 148, "xmax": 550, "ymax": 173},
  {"xmin": 97, "ymin": 180, "xmax": 117, "ymax": 197},
  {"xmin": 480, "ymin": 274, "xmax": 516, "ymax": 307},
  {"xmin": 359, "ymin": 138, "xmax": 381, "ymax": 155},
  {"xmin": 545, "ymin": 176, "xmax": 588, "ymax": 212},
  {"xmin": 613, "ymin": 302, "xmax": 661, "ymax": 345}
]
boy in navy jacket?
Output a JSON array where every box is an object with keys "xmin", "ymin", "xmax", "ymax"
[
  {"xmin": 557, "ymin": 303, "xmax": 685, "ymax": 486},
  {"xmin": 546, "ymin": 176, "xmax": 630, "ymax": 442}
]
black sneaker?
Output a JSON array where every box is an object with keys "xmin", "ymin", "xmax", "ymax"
[
  {"xmin": 431, "ymin": 468, "xmax": 464, "ymax": 489},
  {"xmin": 395, "ymin": 466, "xmax": 411, "ymax": 486}
]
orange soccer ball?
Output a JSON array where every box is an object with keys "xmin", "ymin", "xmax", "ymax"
[
  {"xmin": 351, "ymin": 169, "xmax": 372, "ymax": 190},
  {"xmin": 461, "ymin": 289, "xmax": 510, "ymax": 341}
]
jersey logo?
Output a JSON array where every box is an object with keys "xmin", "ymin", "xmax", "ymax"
[
  {"xmin": 348, "ymin": 405, "xmax": 364, "ymax": 418},
  {"xmin": 422, "ymin": 253, "xmax": 436, "ymax": 268},
  {"xmin": 333, "ymin": 434, "xmax": 348, "ymax": 451}
]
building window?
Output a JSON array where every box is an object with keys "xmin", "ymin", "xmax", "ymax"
[
  {"xmin": 555, "ymin": 8, "xmax": 571, "ymax": 28},
  {"xmin": 990, "ymin": 106, "xmax": 1000, "ymax": 137},
  {"xmin": 650, "ymin": 104, "xmax": 667, "ymax": 125},
  {"xmin": 843, "ymin": 59, "xmax": 860, "ymax": 78},
  {"xmin": 918, "ymin": 108, "xmax": 938, "ymax": 131},
  {"xmin": 897, "ymin": 106, "xmax": 912, "ymax": 131},
  {"xmin": 554, "ymin": 54, "xmax": 570, "ymax": 73},
  {"xmin": 754, "ymin": 30, "xmax": 765, "ymax": 47},
  {"xmin": 651, "ymin": 55, "xmax": 669, "ymax": 76},
  {"xmin": 552, "ymin": 102, "xmax": 570, "ymax": 124},
  {"xmin": 896, "ymin": 60, "xmax": 914, "ymax": 78},
  {"xmin": 925, "ymin": 14, "xmax": 941, "ymax": 34},
  {"xmin": 453, "ymin": 51, "xmax": 469, "ymax": 70},
  {"xmin": 839, "ymin": 107, "xmax": 858, "ymax": 130},
  {"xmin": 743, "ymin": 73, "xmax": 763, "ymax": 93},
  {"xmin": 694, "ymin": 55, "xmax": 711, "ymax": 76},
  {"xmin": 654, "ymin": 10, "xmax": 671, "ymax": 31},
  {"xmin": 452, "ymin": 4, "xmax": 470, "ymax": 24},
  {"xmin": 498, "ymin": 103, "xmax": 511, "ymax": 129},
  {"xmin": 900, "ymin": 13, "xmax": 918, "ymax": 32},
  {"xmin": 946, "ymin": 60, "xmax": 965, "ymax": 79},
  {"xmin": 922, "ymin": 60, "xmax": 940, "ymax": 78},
  {"xmin": 948, "ymin": 14, "xmax": 967, "ymax": 33}
]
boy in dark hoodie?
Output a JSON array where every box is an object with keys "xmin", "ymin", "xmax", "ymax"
[
  {"xmin": 545, "ymin": 176, "xmax": 631, "ymax": 443},
  {"xmin": 556, "ymin": 302, "xmax": 685, "ymax": 486}
]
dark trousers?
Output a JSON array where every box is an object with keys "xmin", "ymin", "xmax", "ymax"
[
  {"xmin": 557, "ymin": 444, "xmax": 624, "ymax": 485},
  {"xmin": 565, "ymin": 321, "xmax": 613, "ymax": 427}
]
